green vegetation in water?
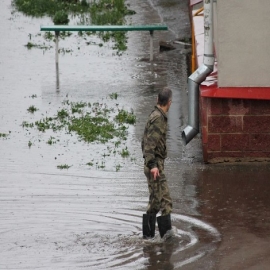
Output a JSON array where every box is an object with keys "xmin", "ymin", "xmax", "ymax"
[
  {"xmin": 115, "ymin": 164, "xmax": 122, "ymax": 172},
  {"xmin": 96, "ymin": 160, "xmax": 106, "ymax": 169},
  {"xmin": 53, "ymin": 10, "xmax": 69, "ymax": 25},
  {"xmin": 115, "ymin": 109, "xmax": 136, "ymax": 124},
  {"xmin": 22, "ymin": 95, "xmax": 136, "ymax": 171},
  {"xmin": 47, "ymin": 136, "xmax": 58, "ymax": 145},
  {"xmin": 22, "ymin": 121, "xmax": 34, "ymax": 128},
  {"xmin": 86, "ymin": 0, "xmax": 135, "ymax": 52},
  {"xmin": 44, "ymin": 31, "xmax": 72, "ymax": 41},
  {"xmin": 68, "ymin": 111, "xmax": 128, "ymax": 143},
  {"xmin": 86, "ymin": 161, "xmax": 94, "ymax": 167},
  {"xmin": 120, "ymin": 146, "xmax": 130, "ymax": 157},
  {"xmin": 57, "ymin": 164, "xmax": 72, "ymax": 170},
  {"xmin": 27, "ymin": 105, "xmax": 38, "ymax": 113},
  {"xmin": 110, "ymin": 92, "xmax": 118, "ymax": 100},
  {"xmin": 21, "ymin": 93, "xmax": 137, "ymax": 171},
  {"xmin": 12, "ymin": 0, "xmax": 91, "ymax": 17},
  {"xmin": 13, "ymin": 0, "xmax": 136, "ymax": 53},
  {"xmin": 0, "ymin": 133, "xmax": 9, "ymax": 138},
  {"xmin": 44, "ymin": 31, "xmax": 54, "ymax": 41},
  {"xmin": 25, "ymin": 42, "xmax": 52, "ymax": 50},
  {"xmin": 115, "ymin": 140, "xmax": 121, "ymax": 148},
  {"xmin": 59, "ymin": 48, "xmax": 73, "ymax": 54}
]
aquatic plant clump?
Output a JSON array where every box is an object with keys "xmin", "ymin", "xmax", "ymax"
[
  {"xmin": 13, "ymin": 0, "xmax": 135, "ymax": 53},
  {"xmin": 115, "ymin": 109, "xmax": 136, "ymax": 124},
  {"xmin": 88, "ymin": 0, "xmax": 134, "ymax": 52},
  {"xmin": 57, "ymin": 164, "xmax": 71, "ymax": 169},
  {"xmin": 53, "ymin": 11, "xmax": 69, "ymax": 25},
  {"xmin": 68, "ymin": 114, "xmax": 127, "ymax": 143},
  {"xmin": 0, "ymin": 133, "xmax": 9, "ymax": 138},
  {"xmin": 22, "ymin": 98, "xmax": 135, "ymax": 145},
  {"xmin": 21, "ymin": 97, "xmax": 137, "ymax": 171},
  {"xmin": 27, "ymin": 105, "xmax": 38, "ymax": 113},
  {"xmin": 12, "ymin": 0, "xmax": 91, "ymax": 17}
]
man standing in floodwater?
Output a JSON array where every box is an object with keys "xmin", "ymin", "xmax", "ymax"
[{"xmin": 141, "ymin": 87, "xmax": 173, "ymax": 239}]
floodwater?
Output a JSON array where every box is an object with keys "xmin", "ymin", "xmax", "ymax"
[{"xmin": 1, "ymin": 0, "xmax": 270, "ymax": 269}]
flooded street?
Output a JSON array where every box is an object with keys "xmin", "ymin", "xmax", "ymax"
[{"xmin": 1, "ymin": 0, "xmax": 270, "ymax": 269}]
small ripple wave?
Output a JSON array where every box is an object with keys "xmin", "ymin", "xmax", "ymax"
[{"xmin": 0, "ymin": 169, "xmax": 220, "ymax": 270}]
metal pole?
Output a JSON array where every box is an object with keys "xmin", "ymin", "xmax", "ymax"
[
  {"xmin": 149, "ymin": 30, "xmax": 154, "ymax": 61},
  {"xmin": 55, "ymin": 31, "xmax": 60, "ymax": 89}
]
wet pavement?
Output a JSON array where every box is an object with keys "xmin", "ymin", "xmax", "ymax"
[{"xmin": 1, "ymin": 0, "xmax": 270, "ymax": 269}]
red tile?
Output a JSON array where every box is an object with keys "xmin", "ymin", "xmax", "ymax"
[
  {"xmin": 208, "ymin": 134, "xmax": 221, "ymax": 151},
  {"xmin": 243, "ymin": 116, "xmax": 270, "ymax": 133},
  {"xmin": 202, "ymin": 126, "xmax": 208, "ymax": 144},
  {"xmin": 209, "ymin": 116, "xmax": 243, "ymax": 133},
  {"xmin": 221, "ymin": 134, "xmax": 249, "ymax": 151},
  {"xmin": 227, "ymin": 99, "xmax": 250, "ymax": 115},
  {"xmin": 209, "ymin": 98, "xmax": 222, "ymax": 115},
  {"xmin": 209, "ymin": 98, "xmax": 250, "ymax": 116},
  {"xmin": 250, "ymin": 100, "xmax": 270, "ymax": 115},
  {"xmin": 249, "ymin": 134, "xmax": 270, "ymax": 151}
]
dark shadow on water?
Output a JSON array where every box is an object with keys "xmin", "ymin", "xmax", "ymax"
[{"xmin": 143, "ymin": 240, "xmax": 176, "ymax": 270}]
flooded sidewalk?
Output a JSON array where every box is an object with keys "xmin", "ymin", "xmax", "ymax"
[{"xmin": 1, "ymin": 0, "xmax": 270, "ymax": 269}]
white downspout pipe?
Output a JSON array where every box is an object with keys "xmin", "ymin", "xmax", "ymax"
[{"xmin": 182, "ymin": 0, "xmax": 215, "ymax": 145}]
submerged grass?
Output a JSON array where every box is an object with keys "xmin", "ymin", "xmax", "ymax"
[
  {"xmin": 12, "ymin": 0, "xmax": 91, "ymax": 17},
  {"xmin": 47, "ymin": 136, "xmax": 58, "ymax": 145},
  {"xmin": 0, "ymin": 133, "xmax": 9, "ymax": 138},
  {"xmin": 27, "ymin": 105, "xmax": 38, "ymax": 113},
  {"xmin": 68, "ymin": 114, "xmax": 126, "ymax": 143},
  {"xmin": 109, "ymin": 92, "xmax": 118, "ymax": 100},
  {"xmin": 115, "ymin": 109, "xmax": 136, "ymax": 124},
  {"xmin": 22, "ymin": 93, "xmax": 136, "ymax": 170},
  {"xmin": 120, "ymin": 146, "xmax": 130, "ymax": 157},
  {"xmin": 57, "ymin": 164, "xmax": 71, "ymax": 169},
  {"xmin": 13, "ymin": 0, "xmax": 135, "ymax": 53},
  {"xmin": 25, "ymin": 42, "xmax": 52, "ymax": 50},
  {"xmin": 86, "ymin": 0, "xmax": 135, "ymax": 52}
]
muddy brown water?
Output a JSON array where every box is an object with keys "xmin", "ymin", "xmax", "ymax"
[{"xmin": 1, "ymin": 0, "xmax": 270, "ymax": 269}]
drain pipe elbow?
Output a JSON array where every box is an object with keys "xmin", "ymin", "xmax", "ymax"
[
  {"xmin": 182, "ymin": 0, "xmax": 215, "ymax": 146},
  {"xmin": 182, "ymin": 64, "xmax": 213, "ymax": 145}
]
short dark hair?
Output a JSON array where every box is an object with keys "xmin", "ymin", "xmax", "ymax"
[{"xmin": 157, "ymin": 87, "xmax": 172, "ymax": 106}]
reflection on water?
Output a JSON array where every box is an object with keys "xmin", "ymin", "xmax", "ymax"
[
  {"xmin": 1, "ymin": 0, "xmax": 270, "ymax": 269},
  {"xmin": 196, "ymin": 164, "xmax": 270, "ymax": 269},
  {"xmin": 0, "ymin": 170, "xmax": 220, "ymax": 270}
]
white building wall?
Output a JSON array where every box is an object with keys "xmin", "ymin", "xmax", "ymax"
[{"xmin": 217, "ymin": 0, "xmax": 270, "ymax": 87}]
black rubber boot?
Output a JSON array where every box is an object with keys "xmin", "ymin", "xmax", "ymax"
[
  {"xmin": 142, "ymin": 213, "xmax": 156, "ymax": 239},
  {"xmin": 157, "ymin": 214, "xmax": 172, "ymax": 238}
]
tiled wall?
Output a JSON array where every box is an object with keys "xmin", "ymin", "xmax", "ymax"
[{"xmin": 200, "ymin": 97, "xmax": 270, "ymax": 163}]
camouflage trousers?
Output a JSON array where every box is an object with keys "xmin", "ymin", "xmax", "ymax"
[{"xmin": 144, "ymin": 160, "xmax": 172, "ymax": 216}]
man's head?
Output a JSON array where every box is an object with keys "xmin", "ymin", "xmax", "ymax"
[{"xmin": 157, "ymin": 87, "xmax": 172, "ymax": 112}]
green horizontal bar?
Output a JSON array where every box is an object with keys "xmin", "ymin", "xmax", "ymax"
[{"xmin": 40, "ymin": 25, "xmax": 168, "ymax": 32}]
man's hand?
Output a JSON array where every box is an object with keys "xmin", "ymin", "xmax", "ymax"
[{"xmin": 150, "ymin": 167, "xmax": 160, "ymax": 180}]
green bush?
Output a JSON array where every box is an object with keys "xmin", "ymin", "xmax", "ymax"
[{"xmin": 53, "ymin": 11, "xmax": 69, "ymax": 25}]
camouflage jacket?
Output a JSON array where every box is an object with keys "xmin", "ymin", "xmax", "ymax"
[{"xmin": 141, "ymin": 106, "xmax": 167, "ymax": 169}]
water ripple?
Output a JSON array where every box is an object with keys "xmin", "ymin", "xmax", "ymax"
[{"xmin": 0, "ymin": 171, "xmax": 220, "ymax": 270}]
